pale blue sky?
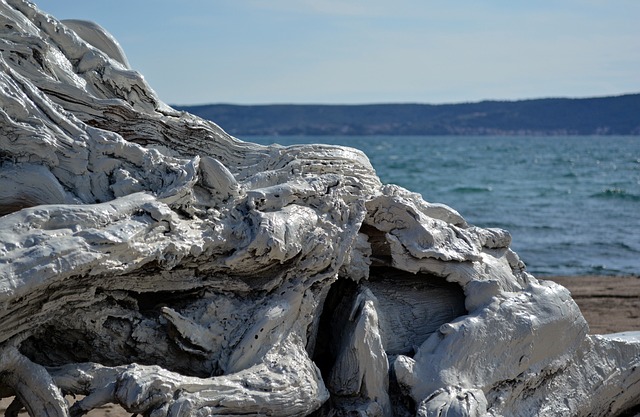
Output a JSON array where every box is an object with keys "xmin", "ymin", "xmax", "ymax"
[{"xmin": 36, "ymin": 1, "xmax": 640, "ymax": 105}]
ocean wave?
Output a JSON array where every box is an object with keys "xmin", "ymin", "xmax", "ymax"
[
  {"xmin": 590, "ymin": 188, "xmax": 640, "ymax": 201},
  {"xmin": 451, "ymin": 186, "xmax": 493, "ymax": 193}
]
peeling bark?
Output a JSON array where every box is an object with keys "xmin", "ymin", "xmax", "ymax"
[{"xmin": 1, "ymin": 1, "xmax": 640, "ymax": 416}]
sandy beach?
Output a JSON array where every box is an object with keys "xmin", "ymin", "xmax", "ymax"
[
  {"xmin": 545, "ymin": 275, "xmax": 640, "ymax": 335},
  {"xmin": 1, "ymin": 275, "xmax": 638, "ymax": 416}
]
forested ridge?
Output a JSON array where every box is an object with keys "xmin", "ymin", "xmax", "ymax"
[{"xmin": 175, "ymin": 93, "xmax": 640, "ymax": 136}]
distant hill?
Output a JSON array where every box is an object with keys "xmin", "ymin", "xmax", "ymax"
[{"xmin": 174, "ymin": 94, "xmax": 640, "ymax": 136}]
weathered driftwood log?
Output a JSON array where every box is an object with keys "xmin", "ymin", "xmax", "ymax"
[{"xmin": 1, "ymin": 1, "xmax": 640, "ymax": 416}]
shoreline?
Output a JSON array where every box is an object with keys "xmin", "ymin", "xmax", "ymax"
[{"xmin": 543, "ymin": 275, "xmax": 640, "ymax": 334}]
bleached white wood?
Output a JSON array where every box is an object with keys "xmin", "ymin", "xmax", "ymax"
[{"xmin": 1, "ymin": 1, "xmax": 640, "ymax": 416}]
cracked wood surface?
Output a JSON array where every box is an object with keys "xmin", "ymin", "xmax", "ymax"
[{"xmin": 1, "ymin": 1, "xmax": 640, "ymax": 416}]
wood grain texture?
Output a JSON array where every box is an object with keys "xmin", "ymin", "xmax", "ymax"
[{"xmin": 1, "ymin": 1, "xmax": 640, "ymax": 416}]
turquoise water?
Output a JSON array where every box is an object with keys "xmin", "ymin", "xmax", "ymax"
[{"xmin": 247, "ymin": 135, "xmax": 640, "ymax": 277}]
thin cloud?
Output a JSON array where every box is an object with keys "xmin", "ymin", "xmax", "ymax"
[{"xmin": 35, "ymin": 0, "xmax": 640, "ymax": 104}]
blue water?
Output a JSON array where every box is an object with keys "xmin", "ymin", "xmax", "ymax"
[{"xmin": 247, "ymin": 135, "xmax": 640, "ymax": 277}]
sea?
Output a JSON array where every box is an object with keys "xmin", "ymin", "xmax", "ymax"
[{"xmin": 247, "ymin": 135, "xmax": 640, "ymax": 277}]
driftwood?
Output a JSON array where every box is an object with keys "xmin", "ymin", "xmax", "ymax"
[{"xmin": 1, "ymin": 1, "xmax": 640, "ymax": 416}]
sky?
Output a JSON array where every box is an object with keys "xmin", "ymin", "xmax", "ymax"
[{"xmin": 35, "ymin": 0, "xmax": 640, "ymax": 106}]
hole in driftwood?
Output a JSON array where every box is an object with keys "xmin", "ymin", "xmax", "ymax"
[
  {"xmin": 367, "ymin": 266, "xmax": 467, "ymax": 356},
  {"xmin": 313, "ymin": 267, "xmax": 467, "ymax": 370},
  {"xmin": 312, "ymin": 277, "xmax": 359, "ymax": 381},
  {"xmin": 312, "ymin": 267, "xmax": 467, "ymax": 414},
  {"xmin": 0, "ymin": 198, "xmax": 41, "ymax": 216},
  {"xmin": 18, "ymin": 289, "xmax": 215, "ymax": 379}
]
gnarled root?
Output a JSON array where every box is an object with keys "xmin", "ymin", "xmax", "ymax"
[
  {"xmin": 48, "ymin": 335, "xmax": 328, "ymax": 416},
  {"xmin": 0, "ymin": 346, "xmax": 69, "ymax": 417}
]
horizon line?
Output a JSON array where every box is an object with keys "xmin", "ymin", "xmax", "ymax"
[{"xmin": 170, "ymin": 91, "xmax": 640, "ymax": 108}]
